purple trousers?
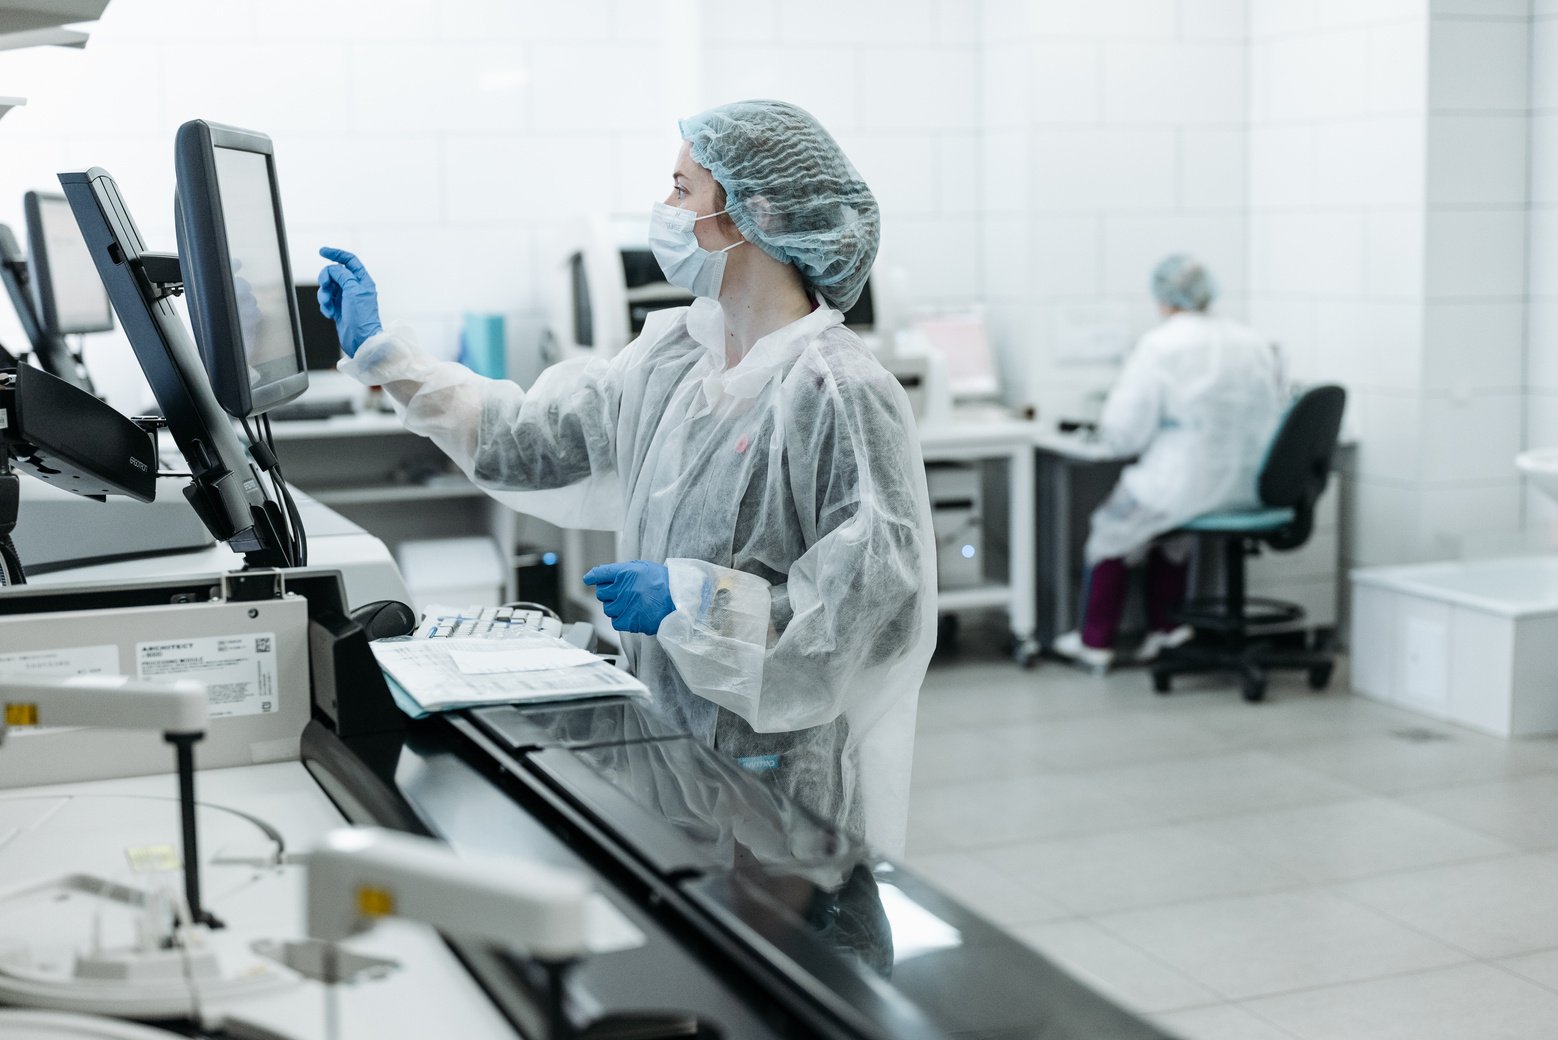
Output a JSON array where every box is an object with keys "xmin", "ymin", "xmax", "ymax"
[{"xmin": 1080, "ymin": 547, "xmax": 1189, "ymax": 650}]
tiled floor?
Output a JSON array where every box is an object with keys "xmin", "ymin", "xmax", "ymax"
[{"xmin": 907, "ymin": 626, "xmax": 1558, "ymax": 1039}]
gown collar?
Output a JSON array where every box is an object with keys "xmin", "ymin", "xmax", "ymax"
[{"xmin": 685, "ymin": 296, "xmax": 843, "ymax": 400}]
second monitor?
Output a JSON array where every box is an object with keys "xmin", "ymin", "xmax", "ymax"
[
  {"xmin": 23, "ymin": 191, "xmax": 115, "ymax": 339},
  {"xmin": 175, "ymin": 120, "xmax": 308, "ymax": 419}
]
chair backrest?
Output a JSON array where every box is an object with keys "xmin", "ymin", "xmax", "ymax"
[{"xmin": 1256, "ymin": 384, "xmax": 1346, "ymax": 550}]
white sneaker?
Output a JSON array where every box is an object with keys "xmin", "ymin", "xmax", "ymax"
[
  {"xmin": 1052, "ymin": 630, "xmax": 1114, "ymax": 673},
  {"xmin": 1134, "ymin": 624, "xmax": 1195, "ymax": 663}
]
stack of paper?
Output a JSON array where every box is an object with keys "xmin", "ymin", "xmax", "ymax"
[{"xmin": 371, "ymin": 635, "xmax": 646, "ymax": 716}]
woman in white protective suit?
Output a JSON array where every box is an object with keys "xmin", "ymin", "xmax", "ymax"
[
  {"xmin": 1051, "ymin": 255, "xmax": 1286, "ymax": 673},
  {"xmin": 316, "ymin": 100, "xmax": 937, "ymax": 856}
]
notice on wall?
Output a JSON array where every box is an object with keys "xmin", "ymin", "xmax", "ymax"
[{"xmin": 136, "ymin": 634, "xmax": 279, "ymax": 719}]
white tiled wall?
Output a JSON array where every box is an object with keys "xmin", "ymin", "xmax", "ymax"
[
  {"xmin": 1421, "ymin": 11, "xmax": 1531, "ymax": 553},
  {"xmin": 0, "ymin": 0, "xmax": 1547, "ymax": 570},
  {"xmin": 1246, "ymin": 4, "xmax": 1432, "ymax": 567},
  {"xmin": 1531, "ymin": 6, "xmax": 1558, "ymax": 529},
  {"xmin": 982, "ymin": 0, "xmax": 1249, "ymax": 418},
  {"xmin": 0, "ymin": 0, "xmax": 985, "ymax": 416},
  {"xmin": 1245, "ymin": 2, "xmax": 1537, "ymax": 569}
]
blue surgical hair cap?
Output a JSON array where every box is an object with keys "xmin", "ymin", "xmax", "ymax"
[
  {"xmin": 1151, "ymin": 254, "xmax": 1217, "ymax": 312},
  {"xmin": 679, "ymin": 99, "xmax": 879, "ymax": 311}
]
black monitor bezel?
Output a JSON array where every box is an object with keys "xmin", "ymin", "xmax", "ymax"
[
  {"xmin": 59, "ymin": 165, "xmax": 290, "ymax": 566},
  {"xmin": 174, "ymin": 120, "xmax": 308, "ymax": 418},
  {"xmin": 22, "ymin": 190, "xmax": 114, "ymax": 337}
]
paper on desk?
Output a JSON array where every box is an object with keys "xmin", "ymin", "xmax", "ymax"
[
  {"xmin": 448, "ymin": 645, "xmax": 600, "ymax": 674},
  {"xmin": 370, "ymin": 638, "xmax": 646, "ymax": 714}
]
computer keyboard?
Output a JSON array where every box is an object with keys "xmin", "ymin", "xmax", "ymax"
[
  {"xmin": 414, "ymin": 605, "xmax": 556, "ymax": 639},
  {"xmin": 269, "ymin": 398, "xmax": 356, "ymax": 422}
]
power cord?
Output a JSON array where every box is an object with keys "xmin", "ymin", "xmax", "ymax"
[
  {"xmin": 261, "ymin": 415, "xmax": 307, "ymax": 567},
  {"xmin": 0, "ymin": 533, "xmax": 24, "ymax": 585},
  {"xmin": 240, "ymin": 415, "xmax": 308, "ymax": 567}
]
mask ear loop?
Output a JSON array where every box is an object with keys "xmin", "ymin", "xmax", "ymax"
[{"xmin": 693, "ymin": 208, "xmax": 745, "ymax": 254}]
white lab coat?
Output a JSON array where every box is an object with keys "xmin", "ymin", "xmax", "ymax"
[
  {"xmin": 1086, "ymin": 312, "xmax": 1287, "ymax": 563},
  {"xmin": 339, "ymin": 298, "xmax": 937, "ymax": 856}
]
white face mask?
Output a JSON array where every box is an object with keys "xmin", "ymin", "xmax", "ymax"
[{"xmin": 648, "ymin": 201, "xmax": 744, "ymax": 299}]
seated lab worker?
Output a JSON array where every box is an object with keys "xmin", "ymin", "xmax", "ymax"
[
  {"xmin": 1052, "ymin": 255, "xmax": 1286, "ymax": 672},
  {"xmin": 316, "ymin": 100, "xmax": 937, "ymax": 856}
]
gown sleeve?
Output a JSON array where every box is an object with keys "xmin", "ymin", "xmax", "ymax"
[{"xmin": 337, "ymin": 310, "xmax": 683, "ymax": 528}]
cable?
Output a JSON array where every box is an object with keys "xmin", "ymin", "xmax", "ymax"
[
  {"xmin": 241, "ymin": 416, "xmax": 299, "ymax": 567},
  {"xmin": 262, "ymin": 414, "xmax": 307, "ymax": 567},
  {"xmin": 0, "ymin": 534, "xmax": 25, "ymax": 586}
]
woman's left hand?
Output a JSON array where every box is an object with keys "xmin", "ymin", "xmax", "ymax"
[{"xmin": 583, "ymin": 560, "xmax": 675, "ymax": 634}]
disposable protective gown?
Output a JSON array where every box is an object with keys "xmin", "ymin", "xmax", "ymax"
[
  {"xmin": 1086, "ymin": 312, "xmax": 1287, "ymax": 563},
  {"xmin": 340, "ymin": 298, "xmax": 937, "ymax": 855}
]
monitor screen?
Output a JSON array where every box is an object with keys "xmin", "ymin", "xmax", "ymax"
[
  {"xmin": 294, "ymin": 283, "xmax": 343, "ymax": 370},
  {"xmin": 26, "ymin": 192, "xmax": 113, "ymax": 336},
  {"xmin": 841, "ymin": 278, "xmax": 874, "ymax": 329},
  {"xmin": 213, "ymin": 147, "xmax": 298, "ymax": 391},
  {"xmin": 175, "ymin": 120, "xmax": 307, "ymax": 418}
]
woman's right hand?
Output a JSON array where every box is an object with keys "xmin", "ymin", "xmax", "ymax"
[{"xmin": 317, "ymin": 246, "xmax": 384, "ymax": 357}]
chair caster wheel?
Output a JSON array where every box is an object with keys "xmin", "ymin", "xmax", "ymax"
[
  {"xmin": 1242, "ymin": 677, "xmax": 1267, "ymax": 703},
  {"xmin": 1015, "ymin": 639, "xmax": 1041, "ymax": 669},
  {"xmin": 1152, "ymin": 670, "xmax": 1171, "ymax": 694},
  {"xmin": 1307, "ymin": 663, "xmax": 1334, "ymax": 690}
]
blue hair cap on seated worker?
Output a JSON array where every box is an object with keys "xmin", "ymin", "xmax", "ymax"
[
  {"xmin": 1151, "ymin": 253, "xmax": 1218, "ymax": 312},
  {"xmin": 679, "ymin": 99, "xmax": 880, "ymax": 311}
]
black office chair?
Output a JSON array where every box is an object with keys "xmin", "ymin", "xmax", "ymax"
[{"xmin": 1151, "ymin": 385, "xmax": 1347, "ymax": 703}]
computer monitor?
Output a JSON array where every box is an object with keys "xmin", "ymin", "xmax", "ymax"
[
  {"xmin": 59, "ymin": 165, "xmax": 293, "ymax": 567},
  {"xmin": 0, "ymin": 223, "xmax": 95, "ymax": 395},
  {"xmin": 23, "ymin": 190, "xmax": 114, "ymax": 336},
  {"xmin": 174, "ymin": 120, "xmax": 307, "ymax": 419},
  {"xmin": 293, "ymin": 283, "xmax": 344, "ymax": 371},
  {"xmin": 841, "ymin": 277, "xmax": 874, "ymax": 330}
]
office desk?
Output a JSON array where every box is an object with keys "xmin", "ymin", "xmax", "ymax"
[
  {"xmin": 1030, "ymin": 430, "xmax": 1132, "ymax": 648},
  {"xmin": 918, "ymin": 410, "xmax": 1042, "ymax": 664},
  {"xmin": 1030, "ymin": 432, "xmax": 1352, "ymax": 649}
]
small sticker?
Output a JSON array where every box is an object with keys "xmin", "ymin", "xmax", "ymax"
[
  {"xmin": 734, "ymin": 433, "xmax": 750, "ymax": 454},
  {"xmin": 736, "ymin": 754, "xmax": 780, "ymax": 773},
  {"xmin": 136, "ymin": 633, "xmax": 279, "ymax": 718},
  {"xmin": 125, "ymin": 845, "xmax": 181, "ymax": 872}
]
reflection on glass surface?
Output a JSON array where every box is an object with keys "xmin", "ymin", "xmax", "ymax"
[
  {"xmin": 570, "ymin": 736, "xmax": 865, "ymax": 874},
  {"xmin": 875, "ymin": 880, "xmax": 961, "ymax": 963},
  {"xmin": 478, "ymin": 698, "xmax": 683, "ymax": 749},
  {"xmin": 212, "ymin": 146, "xmax": 295, "ymax": 389}
]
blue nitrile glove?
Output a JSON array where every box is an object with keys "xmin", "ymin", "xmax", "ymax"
[
  {"xmin": 583, "ymin": 560, "xmax": 675, "ymax": 635},
  {"xmin": 317, "ymin": 246, "xmax": 384, "ymax": 357}
]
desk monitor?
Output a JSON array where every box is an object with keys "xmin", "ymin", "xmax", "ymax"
[
  {"xmin": 840, "ymin": 276, "xmax": 873, "ymax": 331},
  {"xmin": 59, "ymin": 166, "xmax": 293, "ymax": 567},
  {"xmin": 294, "ymin": 283, "xmax": 343, "ymax": 371},
  {"xmin": 0, "ymin": 222, "xmax": 95, "ymax": 395},
  {"xmin": 24, "ymin": 190, "xmax": 114, "ymax": 336},
  {"xmin": 915, "ymin": 312, "xmax": 1001, "ymax": 401},
  {"xmin": 174, "ymin": 120, "xmax": 307, "ymax": 419}
]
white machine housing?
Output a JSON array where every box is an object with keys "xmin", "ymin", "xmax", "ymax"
[
  {"xmin": 0, "ymin": 674, "xmax": 208, "ymax": 740},
  {"xmin": 927, "ymin": 462, "xmax": 985, "ymax": 589},
  {"xmin": 308, "ymin": 827, "xmax": 591, "ymax": 961},
  {"xmin": 0, "ymin": 578, "xmax": 311, "ymax": 787}
]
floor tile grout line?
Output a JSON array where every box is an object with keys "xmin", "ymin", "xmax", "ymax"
[{"xmin": 1151, "ymin": 999, "xmax": 1308, "ymax": 1040}]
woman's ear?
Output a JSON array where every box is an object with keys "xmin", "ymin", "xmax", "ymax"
[{"xmin": 746, "ymin": 194, "xmax": 774, "ymax": 232}]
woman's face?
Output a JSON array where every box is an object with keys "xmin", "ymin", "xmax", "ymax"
[{"xmin": 666, "ymin": 140, "xmax": 740, "ymax": 252}]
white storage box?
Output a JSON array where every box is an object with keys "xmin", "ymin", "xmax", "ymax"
[
  {"xmin": 1350, "ymin": 556, "xmax": 1558, "ymax": 737},
  {"xmin": 395, "ymin": 536, "xmax": 506, "ymax": 615}
]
